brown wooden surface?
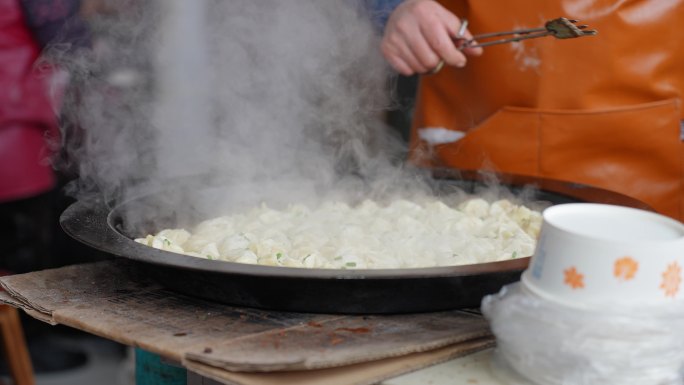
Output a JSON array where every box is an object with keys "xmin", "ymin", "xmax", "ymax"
[
  {"xmin": 186, "ymin": 338, "xmax": 494, "ymax": 385},
  {"xmin": 0, "ymin": 305, "xmax": 35, "ymax": 385},
  {"xmin": 0, "ymin": 260, "xmax": 493, "ymax": 384},
  {"xmin": 185, "ymin": 311, "xmax": 489, "ymax": 372}
]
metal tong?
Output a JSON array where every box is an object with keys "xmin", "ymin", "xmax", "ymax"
[
  {"xmin": 430, "ymin": 17, "xmax": 597, "ymax": 74},
  {"xmin": 460, "ymin": 17, "xmax": 597, "ymax": 49}
]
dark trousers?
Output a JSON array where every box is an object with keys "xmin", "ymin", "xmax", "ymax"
[{"xmin": 0, "ymin": 192, "xmax": 54, "ymax": 274}]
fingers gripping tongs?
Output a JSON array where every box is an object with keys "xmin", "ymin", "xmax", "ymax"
[{"xmin": 431, "ymin": 18, "xmax": 597, "ymax": 74}]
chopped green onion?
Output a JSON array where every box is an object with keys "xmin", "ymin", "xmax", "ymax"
[
  {"xmin": 163, "ymin": 239, "xmax": 171, "ymax": 246},
  {"xmin": 276, "ymin": 252, "xmax": 283, "ymax": 260},
  {"xmin": 334, "ymin": 256, "xmax": 342, "ymax": 261},
  {"xmin": 511, "ymin": 251, "xmax": 518, "ymax": 259},
  {"xmin": 346, "ymin": 262, "xmax": 357, "ymax": 267}
]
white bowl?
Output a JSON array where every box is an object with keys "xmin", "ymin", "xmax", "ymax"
[{"xmin": 521, "ymin": 203, "xmax": 684, "ymax": 308}]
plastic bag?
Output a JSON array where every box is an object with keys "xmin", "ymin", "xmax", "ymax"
[{"xmin": 481, "ymin": 283, "xmax": 684, "ymax": 385}]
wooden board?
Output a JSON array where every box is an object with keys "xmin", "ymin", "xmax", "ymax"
[{"xmin": 186, "ymin": 338, "xmax": 494, "ymax": 385}]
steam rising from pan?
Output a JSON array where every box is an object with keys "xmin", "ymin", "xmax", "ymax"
[{"xmin": 57, "ymin": 0, "xmax": 425, "ymax": 231}]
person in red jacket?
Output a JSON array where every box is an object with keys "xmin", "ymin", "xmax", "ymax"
[
  {"xmin": 0, "ymin": 3, "xmax": 57, "ymax": 202},
  {"xmin": 0, "ymin": 0, "xmax": 88, "ymax": 272},
  {"xmin": 0, "ymin": 0, "xmax": 92, "ymax": 373}
]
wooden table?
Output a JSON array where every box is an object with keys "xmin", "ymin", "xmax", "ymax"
[{"xmin": 0, "ymin": 260, "xmax": 507, "ymax": 385}]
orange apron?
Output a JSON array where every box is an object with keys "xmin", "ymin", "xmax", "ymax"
[{"xmin": 410, "ymin": 0, "xmax": 684, "ymax": 221}]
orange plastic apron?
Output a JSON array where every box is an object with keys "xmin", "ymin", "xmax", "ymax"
[{"xmin": 410, "ymin": 0, "xmax": 684, "ymax": 221}]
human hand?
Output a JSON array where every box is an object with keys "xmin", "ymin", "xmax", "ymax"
[{"xmin": 381, "ymin": 0, "xmax": 482, "ymax": 75}]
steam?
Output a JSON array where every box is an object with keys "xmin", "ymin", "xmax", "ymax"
[
  {"xmin": 57, "ymin": 0, "xmax": 430, "ymax": 230},
  {"xmin": 153, "ymin": 0, "xmax": 213, "ymax": 179}
]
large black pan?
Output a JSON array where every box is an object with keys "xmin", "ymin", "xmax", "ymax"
[{"xmin": 60, "ymin": 171, "xmax": 649, "ymax": 314}]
